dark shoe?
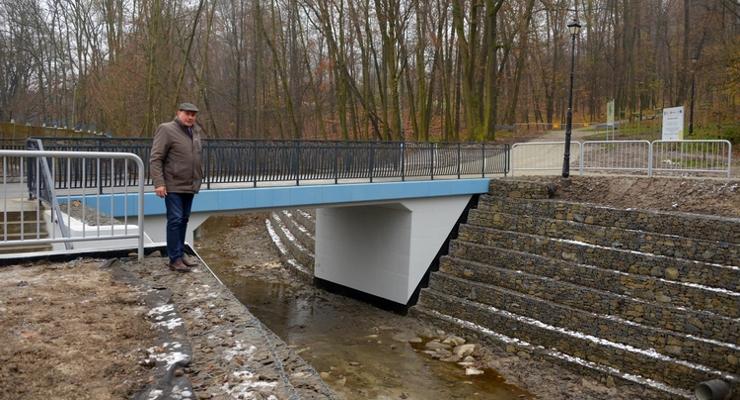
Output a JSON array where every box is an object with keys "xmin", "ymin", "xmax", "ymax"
[
  {"xmin": 182, "ymin": 254, "xmax": 199, "ymax": 267},
  {"xmin": 168, "ymin": 259, "xmax": 191, "ymax": 273}
]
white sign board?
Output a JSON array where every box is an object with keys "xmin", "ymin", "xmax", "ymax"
[
  {"xmin": 607, "ymin": 100, "xmax": 615, "ymax": 126},
  {"xmin": 662, "ymin": 106, "xmax": 684, "ymax": 141}
]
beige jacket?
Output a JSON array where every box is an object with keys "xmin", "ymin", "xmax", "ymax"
[{"xmin": 149, "ymin": 118, "xmax": 203, "ymax": 193}]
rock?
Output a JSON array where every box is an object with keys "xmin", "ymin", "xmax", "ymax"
[
  {"xmin": 664, "ymin": 267, "xmax": 679, "ymax": 280},
  {"xmin": 425, "ymin": 340, "xmax": 450, "ymax": 351},
  {"xmin": 348, "ymin": 361, "xmax": 360, "ymax": 367},
  {"xmin": 465, "ymin": 367, "xmax": 484, "ymax": 376},
  {"xmin": 440, "ymin": 354, "xmax": 462, "ymax": 363},
  {"xmin": 463, "ymin": 355, "xmax": 475, "ymax": 362},
  {"xmin": 442, "ymin": 335, "xmax": 466, "ymax": 346},
  {"xmin": 432, "ymin": 349, "xmax": 453, "ymax": 359},
  {"xmin": 320, "ymin": 372, "xmax": 330, "ymax": 379},
  {"xmin": 148, "ymin": 250, "xmax": 162, "ymax": 258},
  {"xmin": 453, "ymin": 344, "xmax": 476, "ymax": 357},
  {"xmin": 458, "ymin": 361, "xmax": 475, "ymax": 367}
]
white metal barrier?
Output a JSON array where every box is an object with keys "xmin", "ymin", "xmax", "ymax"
[
  {"xmin": 652, "ymin": 140, "xmax": 732, "ymax": 178},
  {"xmin": 1, "ymin": 150, "xmax": 145, "ymax": 260},
  {"xmin": 511, "ymin": 139, "xmax": 732, "ymax": 178},
  {"xmin": 580, "ymin": 140, "xmax": 652, "ymax": 175},
  {"xmin": 510, "ymin": 141, "xmax": 582, "ymax": 176}
]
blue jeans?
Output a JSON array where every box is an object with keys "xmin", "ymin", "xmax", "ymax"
[{"xmin": 164, "ymin": 192, "xmax": 194, "ymax": 263}]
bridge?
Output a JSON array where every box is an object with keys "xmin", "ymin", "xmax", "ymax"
[
  {"xmin": 4, "ymin": 136, "xmax": 730, "ymax": 305},
  {"xmin": 1, "ymin": 138, "xmax": 508, "ymax": 306}
]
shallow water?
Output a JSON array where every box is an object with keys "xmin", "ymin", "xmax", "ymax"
[{"xmin": 196, "ymin": 215, "xmax": 532, "ymax": 400}]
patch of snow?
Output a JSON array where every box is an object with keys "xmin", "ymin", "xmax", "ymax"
[
  {"xmin": 477, "ymin": 302, "xmax": 733, "ymax": 378},
  {"xmin": 428, "ymin": 309, "xmax": 693, "ymax": 399},
  {"xmin": 265, "ymin": 219, "xmax": 312, "ymax": 276},
  {"xmin": 148, "ymin": 304, "xmax": 175, "ymax": 316},
  {"xmin": 224, "ymin": 340, "xmax": 257, "ymax": 361},
  {"xmin": 155, "ymin": 317, "xmax": 184, "ymax": 330}
]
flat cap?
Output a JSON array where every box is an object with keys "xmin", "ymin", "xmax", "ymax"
[{"xmin": 178, "ymin": 102, "xmax": 199, "ymax": 112}]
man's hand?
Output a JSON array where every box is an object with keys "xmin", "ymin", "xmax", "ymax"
[{"xmin": 155, "ymin": 186, "xmax": 168, "ymax": 198}]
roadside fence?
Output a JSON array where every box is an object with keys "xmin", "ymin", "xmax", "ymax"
[{"xmin": 511, "ymin": 139, "xmax": 732, "ymax": 178}]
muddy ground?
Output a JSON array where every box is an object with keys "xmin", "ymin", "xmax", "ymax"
[
  {"xmin": 0, "ymin": 259, "xmax": 155, "ymax": 399},
  {"xmin": 541, "ymin": 175, "xmax": 739, "ymax": 218}
]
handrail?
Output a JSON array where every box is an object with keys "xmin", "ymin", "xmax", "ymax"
[
  {"xmin": 25, "ymin": 139, "xmax": 72, "ymax": 249},
  {"xmin": 31, "ymin": 138, "xmax": 510, "ymax": 189},
  {"xmin": 2, "ymin": 149, "xmax": 146, "ymax": 260}
]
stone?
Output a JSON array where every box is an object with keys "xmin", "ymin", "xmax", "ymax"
[
  {"xmin": 425, "ymin": 340, "xmax": 450, "ymax": 351},
  {"xmin": 320, "ymin": 372, "xmax": 330, "ymax": 379},
  {"xmin": 442, "ymin": 335, "xmax": 466, "ymax": 346},
  {"xmin": 465, "ymin": 367, "xmax": 484, "ymax": 376},
  {"xmin": 453, "ymin": 344, "xmax": 476, "ymax": 357},
  {"xmin": 440, "ymin": 354, "xmax": 462, "ymax": 363},
  {"xmin": 664, "ymin": 267, "xmax": 679, "ymax": 280}
]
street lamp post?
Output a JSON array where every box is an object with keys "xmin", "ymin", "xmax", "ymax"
[
  {"xmin": 562, "ymin": 17, "xmax": 581, "ymax": 178},
  {"xmin": 689, "ymin": 57, "xmax": 698, "ymax": 136}
]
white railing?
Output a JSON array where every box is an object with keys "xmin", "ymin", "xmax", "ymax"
[
  {"xmin": 580, "ymin": 140, "xmax": 652, "ymax": 175},
  {"xmin": 1, "ymin": 149, "xmax": 145, "ymax": 260},
  {"xmin": 511, "ymin": 141, "xmax": 582, "ymax": 175},
  {"xmin": 652, "ymin": 140, "xmax": 732, "ymax": 177},
  {"xmin": 511, "ymin": 140, "xmax": 732, "ymax": 178}
]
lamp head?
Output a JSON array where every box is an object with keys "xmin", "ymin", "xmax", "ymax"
[{"xmin": 567, "ymin": 19, "xmax": 582, "ymax": 35}]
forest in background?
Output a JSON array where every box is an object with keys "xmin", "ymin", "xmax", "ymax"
[{"xmin": 0, "ymin": 0, "xmax": 737, "ymax": 141}]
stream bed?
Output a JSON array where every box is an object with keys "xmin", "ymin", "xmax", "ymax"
[{"xmin": 195, "ymin": 213, "xmax": 532, "ymax": 400}]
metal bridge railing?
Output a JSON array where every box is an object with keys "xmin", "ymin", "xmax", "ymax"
[
  {"xmin": 30, "ymin": 138, "xmax": 510, "ymax": 189},
  {"xmin": 1, "ymin": 148, "xmax": 145, "ymax": 260}
]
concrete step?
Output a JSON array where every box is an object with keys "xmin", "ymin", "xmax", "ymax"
[
  {"xmin": 477, "ymin": 196, "xmax": 740, "ymax": 245},
  {"xmin": 426, "ymin": 271, "xmax": 740, "ymax": 374},
  {"xmin": 410, "ymin": 305, "xmax": 687, "ymax": 400},
  {"xmin": 0, "ymin": 221, "xmax": 46, "ymax": 235},
  {"xmin": 1, "ymin": 209, "xmax": 44, "ymax": 222},
  {"xmin": 439, "ymin": 255, "xmax": 740, "ymax": 345},
  {"xmin": 416, "ymin": 288, "xmax": 737, "ymax": 395},
  {"xmin": 269, "ymin": 212, "xmax": 314, "ymax": 271},
  {"xmin": 466, "ymin": 208, "xmax": 739, "ymax": 265},
  {"xmin": 0, "ymin": 243, "xmax": 53, "ymax": 254},
  {"xmin": 457, "ymin": 224, "xmax": 740, "ymax": 292},
  {"xmin": 278, "ymin": 210, "xmax": 315, "ymax": 251},
  {"xmin": 292, "ymin": 209, "xmax": 315, "ymax": 232},
  {"xmin": 449, "ymin": 240, "xmax": 740, "ymax": 318}
]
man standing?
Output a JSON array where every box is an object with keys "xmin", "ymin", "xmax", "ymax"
[{"xmin": 149, "ymin": 103, "xmax": 204, "ymax": 272}]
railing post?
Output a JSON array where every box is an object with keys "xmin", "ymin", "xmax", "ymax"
[
  {"xmin": 369, "ymin": 142, "xmax": 375, "ymax": 183},
  {"xmin": 579, "ymin": 143, "xmax": 585, "ymax": 176},
  {"xmin": 334, "ymin": 141, "xmax": 339, "ymax": 184},
  {"xmin": 295, "ymin": 140, "xmax": 300, "ymax": 186},
  {"xmin": 481, "ymin": 142, "xmax": 485, "ymax": 178},
  {"xmin": 205, "ymin": 140, "xmax": 211, "ymax": 190},
  {"xmin": 430, "ymin": 143, "xmax": 435, "ymax": 180},
  {"xmin": 253, "ymin": 141, "xmax": 258, "ymax": 188},
  {"xmin": 648, "ymin": 141, "xmax": 654, "ymax": 177},
  {"xmin": 504, "ymin": 144, "xmax": 510, "ymax": 176},
  {"xmin": 457, "ymin": 143, "xmax": 461, "ymax": 179},
  {"xmin": 401, "ymin": 142, "xmax": 405, "ymax": 181}
]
